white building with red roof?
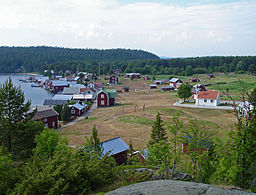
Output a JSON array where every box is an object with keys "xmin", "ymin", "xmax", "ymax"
[{"xmin": 196, "ymin": 90, "xmax": 220, "ymax": 107}]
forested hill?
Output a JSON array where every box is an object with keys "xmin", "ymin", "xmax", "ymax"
[{"xmin": 0, "ymin": 46, "xmax": 159, "ymax": 73}]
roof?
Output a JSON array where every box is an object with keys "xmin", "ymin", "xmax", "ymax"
[
  {"xmin": 80, "ymin": 88, "xmax": 97, "ymax": 93},
  {"xmin": 183, "ymin": 135, "xmax": 213, "ymax": 149},
  {"xmin": 102, "ymin": 137, "xmax": 129, "ymax": 156},
  {"xmin": 52, "ymin": 94, "xmax": 73, "ymax": 101},
  {"xmin": 74, "ymin": 76, "xmax": 80, "ymax": 81},
  {"xmin": 51, "ymin": 80, "xmax": 69, "ymax": 87},
  {"xmin": 197, "ymin": 90, "xmax": 219, "ymax": 100},
  {"xmin": 29, "ymin": 105, "xmax": 53, "ymax": 112},
  {"xmin": 154, "ymin": 80, "xmax": 162, "ymax": 83},
  {"xmin": 69, "ymin": 103, "xmax": 87, "ymax": 110},
  {"xmin": 161, "ymin": 86, "xmax": 175, "ymax": 89},
  {"xmin": 150, "ymin": 84, "xmax": 157, "ymax": 87},
  {"xmin": 73, "ymin": 94, "xmax": 93, "ymax": 100},
  {"xmin": 104, "ymin": 89, "xmax": 117, "ymax": 98},
  {"xmin": 123, "ymin": 87, "xmax": 129, "ymax": 89},
  {"xmin": 63, "ymin": 87, "xmax": 81, "ymax": 95},
  {"xmin": 169, "ymin": 78, "xmax": 182, "ymax": 83},
  {"xmin": 93, "ymin": 82, "xmax": 103, "ymax": 88},
  {"xmin": 43, "ymin": 99, "xmax": 68, "ymax": 106},
  {"xmin": 32, "ymin": 108, "xmax": 59, "ymax": 120}
]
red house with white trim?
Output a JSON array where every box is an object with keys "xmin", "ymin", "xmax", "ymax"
[
  {"xmin": 97, "ymin": 89, "xmax": 117, "ymax": 107},
  {"xmin": 32, "ymin": 107, "xmax": 59, "ymax": 129},
  {"xmin": 69, "ymin": 102, "xmax": 87, "ymax": 117},
  {"xmin": 109, "ymin": 75, "xmax": 119, "ymax": 84}
]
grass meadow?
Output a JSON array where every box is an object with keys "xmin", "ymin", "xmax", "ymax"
[{"xmin": 60, "ymin": 73, "xmax": 255, "ymax": 149}]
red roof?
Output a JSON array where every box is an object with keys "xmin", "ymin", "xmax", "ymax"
[
  {"xmin": 80, "ymin": 88, "xmax": 97, "ymax": 93},
  {"xmin": 197, "ymin": 90, "xmax": 219, "ymax": 100}
]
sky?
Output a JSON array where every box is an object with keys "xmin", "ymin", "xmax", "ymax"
[{"xmin": 0, "ymin": 0, "xmax": 255, "ymax": 57}]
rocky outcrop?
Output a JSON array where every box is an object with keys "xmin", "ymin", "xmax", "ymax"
[{"xmin": 106, "ymin": 180, "xmax": 255, "ymax": 195}]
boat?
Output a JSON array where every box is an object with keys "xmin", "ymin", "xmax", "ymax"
[{"xmin": 31, "ymin": 83, "xmax": 41, "ymax": 87}]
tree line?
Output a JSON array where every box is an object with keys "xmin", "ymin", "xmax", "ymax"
[{"xmin": 0, "ymin": 46, "xmax": 159, "ymax": 73}]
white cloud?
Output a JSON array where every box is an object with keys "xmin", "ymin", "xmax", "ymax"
[{"xmin": 0, "ymin": 0, "xmax": 255, "ymax": 57}]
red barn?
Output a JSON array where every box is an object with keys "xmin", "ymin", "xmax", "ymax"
[
  {"xmin": 109, "ymin": 75, "xmax": 119, "ymax": 84},
  {"xmin": 50, "ymin": 80, "xmax": 69, "ymax": 92},
  {"xmin": 69, "ymin": 102, "xmax": 87, "ymax": 117},
  {"xmin": 182, "ymin": 135, "xmax": 213, "ymax": 154},
  {"xmin": 97, "ymin": 89, "xmax": 117, "ymax": 107},
  {"xmin": 32, "ymin": 107, "xmax": 59, "ymax": 129}
]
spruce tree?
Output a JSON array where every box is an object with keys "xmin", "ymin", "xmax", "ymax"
[
  {"xmin": 0, "ymin": 78, "xmax": 31, "ymax": 153},
  {"xmin": 61, "ymin": 104, "xmax": 71, "ymax": 121},
  {"xmin": 148, "ymin": 112, "xmax": 167, "ymax": 146}
]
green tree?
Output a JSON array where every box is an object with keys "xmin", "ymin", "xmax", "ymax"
[
  {"xmin": 248, "ymin": 64, "xmax": 256, "ymax": 75},
  {"xmin": 249, "ymin": 88, "xmax": 256, "ymax": 104},
  {"xmin": 84, "ymin": 125, "xmax": 103, "ymax": 156},
  {"xmin": 177, "ymin": 84, "xmax": 192, "ymax": 102},
  {"xmin": 0, "ymin": 78, "xmax": 31, "ymax": 153},
  {"xmin": 169, "ymin": 113, "xmax": 183, "ymax": 178},
  {"xmin": 0, "ymin": 147, "xmax": 17, "ymax": 195},
  {"xmin": 185, "ymin": 65, "xmax": 194, "ymax": 76},
  {"xmin": 182, "ymin": 119, "xmax": 216, "ymax": 183},
  {"xmin": 33, "ymin": 128, "xmax": 68, "ymax": 159},
  {"xmin": 148, "ymin": 112, "xmax": 167, "ymax": 146},
  {"xmin": 54, "ymin": 104, "xmax": 62, "ymax": 120},
  {"xmin": 61, "ymin": 104, "xmax": 71, "ymax": 121}
]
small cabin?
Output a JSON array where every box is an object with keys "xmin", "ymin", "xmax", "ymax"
[
  {"xmin": 125, "ymin": 73, "xmax": 141, "ymax": 79},
  {"xmin": 208, "ymin": 74, "xmax": 214, "ymax": 78},
  {"xmin": 143, "ymin": 76, "xmax": 150, "ymax": 80},
  {"xmin": 161, "ymin": 86, "xmax": 175, "ymax": 91},
  {"xmin": 102, "ymin": 137, "xmax": 129, "ymax": 165},
  {"xmin": 182, "ymin": 135, "xmax": 213, "ymax": 154},
  {"xmin": 154, "ymin": 80, "xmax": 162, "ymax": 85},
  {"xmin": 123, "ymin": 87, "xmax": 129, "ymax": 92},
  {"xmin": 196, "ymin": 90, "xmax": 220, "ymax": 107},
  {"xmin": 69, "ymin": 102, "xmax": 87, "ymax": 117},
  {"xmin": 189, "ymin": 78, "xmax": 201, "ymax": 83},
  {"xmin": 150, "ymin": 84, "xmax": 157, "ymax": 89},
  {"xmin": 109, "ymin": 75, "xmax": 119, "ymax": 85}
]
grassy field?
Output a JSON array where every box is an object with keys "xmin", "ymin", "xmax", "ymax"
[{"xmin": 60, "ymin": 73, "xmax": 255, "ymax": 150}]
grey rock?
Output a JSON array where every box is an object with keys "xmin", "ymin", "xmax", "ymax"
[{"xmin": 106, "ymin": 180, "xmax": 255, "ymax": 195}]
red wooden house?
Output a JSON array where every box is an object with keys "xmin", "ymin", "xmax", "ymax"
[
  {"xmin": 97, "ymin": 89, "xmax": 117, "ymax": 107},
  {"xmin": 123, "ymin": 87, "xmax": 129, "ymax": 92},
  {"xmin": 109, "ymin": 75, "xmax": 119, "ymax": 85},
  {"xmin": 182, "ymin": 135, "xmax": 213, "ymax": 154},
  {"xmin": 143, "ymin": 76, "xmax": 150, "ymax": 80},
  {"xmin": 69, "ymin": 102, "xmax": 87, "ymax": 117},
  {"xmin": 50, "ymin": 80, "xmax": 69, "ymax": 92},
  {"xmin": 169, "ymin": 78, "xmax": 183, "ymax": 89},
  {"xmin": 102, "ymin": 137, "xmax": 129, "ymax": 165},
  {"xmin": 32, "ymin": 107, "xmax": 59, "ymax": 129}
]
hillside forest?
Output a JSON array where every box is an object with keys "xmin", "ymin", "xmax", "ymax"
[{"xmin": 0, "ymin": 46, "xmax": 256, "ymax": 76}]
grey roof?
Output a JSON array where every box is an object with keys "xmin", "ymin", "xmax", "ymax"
[
  {"xmin": 52, "ymin": 94, "xmax": 73, "ymax": 100},
  {"xmin": 63, "ymin": 87, "xmax": 81, "ymax": 95},
  {"xmin": 169, "ymin": 78, "xmax": 181, "ymax": 83},
  {"xmin": 32, "ymin": 108, "xmax": 58, "ymax": 120},
  {"xmin": 150, "ymin": 84, "xmax": 157, "ymax": 87},
  {"xmin": 102, "ymin": 137, "xmax": 129, "ymax": 156},
  {"xmin": 69, "ymin": 103, "xmax": 87, "ymax": 110},
  {"xmin": 43, "ymin": 99, "xmax": 68, "ymax": 106},
  {"xmin": 51, "ymin": 80, "xmax": 69, "ymax": 86}
]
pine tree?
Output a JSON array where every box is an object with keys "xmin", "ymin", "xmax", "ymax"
[
  {"xmin": 148, "ymin": 112, "xmax": 167, "ymax": 146},
  {"xmin": 61, "ymin": 104, "xmax": 71, "ymax": 121},
  {"xmin": 0, "ymin": 78, "xmax": 31, "ymax": 153},
  {"xmin": 84, "ymin": 125, "xmax": 102, "ymax": 156}
]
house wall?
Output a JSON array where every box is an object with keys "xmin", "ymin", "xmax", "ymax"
[
  {"xmin": 42, "ymin": 115, "xmax": 58, "ymax": 129},
  {"xmin": 113, "ymin": 150, "xmax": 128, "ymax": 165},
  {"xmin": 196, "ymin": 96, "xmax": 220, "ymax": 107},
  {"xmin": 97, "ymin": 91, "xmax": 108, "ymax": 107},
  {"xmin": 109, "ymin": 76, "xmax": 118, "ymax": 84},
  {"xmin": 109, "ymin": 97, "xmax": 115, "ymax": 106},
  {"xmin": 70, "ymin": 106, "xmax": 82, "ymax": 117}
]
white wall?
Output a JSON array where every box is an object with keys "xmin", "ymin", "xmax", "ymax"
[{"xmin": 196, "ymin": 96, "xmax": 220, "ymax": 107}]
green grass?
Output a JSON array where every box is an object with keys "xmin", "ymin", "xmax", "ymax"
[
  {"xmin": 118, "ymin": 115, "xmax": 154, "ymax": 125},
  {"xmin": 81, "ymin": 117, "xmax": 98, "ymax": 123},
  {"xmin": 146, "ymin": 107, "xmax": 184, "ymax": 116}
]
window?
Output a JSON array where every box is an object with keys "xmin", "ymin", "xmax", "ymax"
[
  {"xmin": 101, "ymin": 94, "xmax": 105, "ymax": 98},
  {"xmin": 101, "ymin": 100, "xmax": 105, "ymax": 105},
  {"xmin": 71, "ymin": 110, "xmax": 75, "ymax": 114},
  {"xmin": 210, "ymin": 100, "xmax": 214, "ymax": 103},
  {"xmin": 43, "ymin": 118, "xmax": 47, "ymax": 122},
  {"xmin": 204, "ymin": 99, "xmax": 207, "ymax": 102},
  {"xmin": 52, "ymin": 121, "xmax": 55, "ymax": 127}
]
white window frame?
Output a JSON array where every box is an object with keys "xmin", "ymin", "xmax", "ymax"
[
  {"xmin": 71, "ymin": 110, "xmax": 75, "ymax": 114},
  {"xmin": 101, "ymin": 100, "xmax": 105, "ymax": 105},
  {"xmin": 101, "ymin": 94, "xmax": 105, "ymax": 98}
]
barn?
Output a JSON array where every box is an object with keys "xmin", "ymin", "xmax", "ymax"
[{"xmin": 32, "ymin": 107, "xmax": 59, "ymax": 129}]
